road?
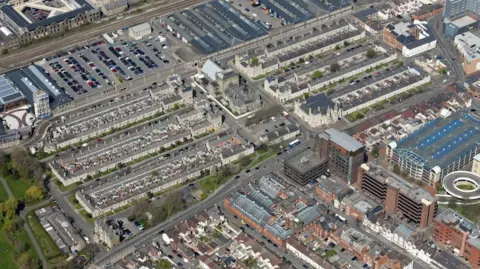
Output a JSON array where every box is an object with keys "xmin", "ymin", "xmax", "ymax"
[{"xmin": 0, "ymin": 0, "xmax": 204, "ymax": 71}]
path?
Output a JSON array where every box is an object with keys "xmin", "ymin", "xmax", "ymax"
[{"xmin": 0, "ymin": 176, "xmax": 49, "ymax": 269}]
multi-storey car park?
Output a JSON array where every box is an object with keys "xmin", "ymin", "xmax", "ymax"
[
  {"xmin": 387, "ymin": 109, "xmax": 480, "ymax": 187},
  {"xmin": 76, "ymin": 144, "xmax": 222, "ymax": 217},
  {"xmin": 43, "ymin": 77, "xmax": 193, "ymax": 152},
  {"xmin": 50, "ymin": 103, "xmax": 224, "ymax": 186}
]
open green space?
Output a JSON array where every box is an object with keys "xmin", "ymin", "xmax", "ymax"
[
  {"xmin": 79, "ymin": 209, "xmax": 95, "ymax": 224},
  {"xmin": 5, "ymin": 178, "xmax": 32, "ymax": 201},
  {"xmin": 0, "ymin": 182, "xmax": 10, "ymax": 201},
  {"xmin": 68, "ymin": 195, "xmax": 83, "ymax": 210},
  {"xmin": 248, "ymin": 151, "xmax": 277, "ymax": 168},
  {"xmin": 25, "ymin": 211, "xmax": 64, "ymax": 263},
  {"xmin": 456, "ymin": 184, "xmax": 476, "ymax": 190},
  {"xmin": 0, "ymin": 231, "xmax": 18, "ymax": 269},
  {"xmin": 199, "ymin": 176, "xmax": 219, "ymax": 194}
]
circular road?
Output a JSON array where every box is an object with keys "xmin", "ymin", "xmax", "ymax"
[{"xmin": 443, "ymin": 171, "xmax": 480, "ymax": 200}]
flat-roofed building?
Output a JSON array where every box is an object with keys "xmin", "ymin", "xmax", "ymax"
[
  {"xmin": 386, "ymin": 110, "xmax": 480, "ymax": 187},
  {"xmin": 454, "ymin": 31, "xmax": 480, "ymax": 75},
  {"xmin": 314, "ymin": 128, "xmax": 365, "ymax": 185},
  {"xmin": 0, "ymin": 74, "xmax": 26, "ymax": 112},
  {"xmin": 283, "ymin": 149, "xmax": 327, "ymax": 186},
  {"xmin": 358, "ymin": 163, "xmax": 437, "ymax": 228}
]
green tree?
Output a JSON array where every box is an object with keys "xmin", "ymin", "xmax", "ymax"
[
  {"xmin": 238, "ymin": 156, "xmax": 252, "ymax": 168},
  {"xmin": 330, "ymin": 63, "xmax": 341, "ymax": 72},
  {"xmin": 17, "ymin": 253, "xmax": 40, "ymax": 269},
  {"xmin": 366, "ymin": 48, "xmax": 377, "ymax": 58},
  {"xmin": 371, "ymin": 145, "xmax": 379, "ymax": 159},
  {"xmin": 173, "ymin": 103, "xmax": 180, "ymax": 110},
  {"xmin": 25, "ymin": 186, "xmax": 44, "ymax": 202},
  {"xmin": 2, "ymin": 217, "xmax": 18, "ymax": 234},
  {"xmin": 298, "ymin": 58, "xmax": 305, "ymax": 64},
  {"xmin": 249, "ymin": 57, "xmax": 259, "ymax": 66},
  {"xmin": 392, "ymin": 164, "xmax": 401, "ymax": 175},
  {"xmin": 303, "ymin": 92, "xmax": 310, "ymax": 99},
  {"xmin": 343, "ymin": 40, "xmax": 350, "ymax": 47},
  {"xmin": 311, "ymin": 70, "xmax": 323, "ymax": 79},
  {"xmin": 157, "ymin": 258, "xmax": 173, "ymax": 269},
  {"xmin": 2, "ymin": 197, "xmax": 18, "ymax": 220}
]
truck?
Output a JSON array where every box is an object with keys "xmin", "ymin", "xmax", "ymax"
[{"xmin": 162, "ymin": 233, "xmax": 172, "ymax": 246}]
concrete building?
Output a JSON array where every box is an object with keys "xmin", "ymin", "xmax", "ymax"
[
  {"xmin": 283, "ymin": 149, "xmax": 327, "ymax": 186},
  {"xmin": 352, "ymin": 8, "xmax": 385, "ymax": 35},
  {"xmin": 315, "ymin": 177, "xmax": 350, "ymax": 204},
  {"xmin": 128, "ymin": 22, "xmax": 152, "ymax": 40},
  {"xmin": 294, "ymin": 93, "xmax": 342, "ymax": 128},
  {"xmin": 314, "ymin": 128, "xmax": 365, "ymax": 185},
  {"xmin": 33, "ymin": 89, "xmax": 50, "ymax": 119},
  {"xmin": 444, "ymin": 0, "xmax": 480, "ymax": 19},
  {"xmin": 0, "ymin": 74, "xmax": 26, "ymax": 112},
  {"xmin": 454, "ymin": 31, "xmax": 480, "ymax": 75},
  {"xmin": 386, "ymin": 109, "xmax": 480, "ymax": 187},
  {"xmin": 100, "ymin": 0, "xmax": 128, "ymax": 16},
  {"xmin": 444, "ymin": 13, "xmax": 480, "ymax": 39},
  {"xmin": 357, "ymin": 163, "xmax": 438, "ymax": 228},
  {"xmin": 383, "ymin": 20, "xmax": 437, "ymax": 57}
]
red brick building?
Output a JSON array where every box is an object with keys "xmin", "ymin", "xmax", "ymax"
[{"xmin": 411, "ymin": 3, "xmax": 444, "ymax": 20}]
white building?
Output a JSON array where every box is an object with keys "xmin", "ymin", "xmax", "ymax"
[
  {"xmin": 294, "ymin": 93, "xmax": 342, "ymax": 128},
  {"xmin": 33, "ymin": 90, "xmax": 51, "ymax": 119},
  {"xmin": 128, "ymin": 22, "xmax": 152, "ymax": 40}
]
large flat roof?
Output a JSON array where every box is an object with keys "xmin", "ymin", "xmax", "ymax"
[
  {"xmin": 451, "ymin": 15, "xmax": 478, "ymax": 28},
  {"xmin": 396, "ymin": 110, "xmax": 480, "ymax": 169},
  {"xmin": 325, "ymin": 128, "xmax": 364, "ymax": 152},
  {"xmin": 285, "ymin": 149, "xmax": 325, "ymax": 174},
  {"xmin": 0, "ymin": 74, "xmax": 24, "ymax": 106}
]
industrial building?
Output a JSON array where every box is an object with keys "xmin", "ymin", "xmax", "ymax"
[
  {"xmin": 383, "ymin": 20, "xmax": 437, "ymax": 57},
  {"xmin": 358, "ymin": 163, "xmax": 437, "ymax": 229},
  {"xmin": 386, "ymin": 109, "xmax": 480, "ymax": 187},
  {"xmin": 0, "ymin": 74, "xmax": 26, "ymax": 112},
  {"xmin": 454, "ymin": 31, "xmax": 480, "ymax": 75},
  {"xmin": 433, "ymin": 208, "xmax": 480, "ymax": 269},
  {"xmin": 314, "ymin": 128, "xmax": 365, "ymax": 185},
  {"xmin": 163, "ymin": 0, "xmax": 269, "ymax": 54},
  {"xmin": 0, "ymin": 0, "xmax": 100, "ymax": 49}
]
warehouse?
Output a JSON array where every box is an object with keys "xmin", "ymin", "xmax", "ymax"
[{"xmin": 164, "ymin": 0, "xmax": 268, "ymax": 54}]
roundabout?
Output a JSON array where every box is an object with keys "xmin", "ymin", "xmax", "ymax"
[{"xmin": 443, "ymin": 171, "xmax": 480, "ymax": 200}]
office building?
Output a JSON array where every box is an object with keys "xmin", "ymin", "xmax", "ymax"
[
  {"xmin": 387, "ymin": 110, "xmax": 480, "ymax": 187},
  {"xmin": 128, "ymin": 22, "xmax": 152, "ymax": 40},
  {"xmin": 454, "ymin": 31, "xmax": 480, "ymax": 75},
  {"xmin": 358, "ymin": 163, "xmax": 437, "ymax": 228},
  {"xmin": 33, "ymin": 90, "xmax": 51, "ymax": 119},
  {"xmin": 444, "ymin": 0, "xmax": 480, "ymax": 19},
  {"xmin": 314, "ymin": 128, "xmax": 365, "ymax": 185},
  {"xmin": 283, "ymin": 149, "xmax": 327, "ymax": 186}
]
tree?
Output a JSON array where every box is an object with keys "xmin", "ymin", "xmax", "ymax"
[
  {"xmin": 303, "ymin": 92, "xmax": 310, "ymax": 99},
  {"xmin": 343, "ymin": 40, "xmax": 350, "ymax": 47},
  {"xmin": 25, "ymin": 186, "xmax": 44, "ymax": 202},
  {"xmin": 335, "ymin": 44, "xmax": 341, "ymax": 50},
  {"xmin": 330, "ymin": 63, "xmax": 341, "ymax": 72},
  {"xmin": 17, "ymin": 253, "xmax": 40, "ymax": 269},
  {"xmin": 151, "ymin": 171, "xmax": 159, "ymax": 177},
  {"xmin": 173, "ymin": 103, "xmax": 180, "ymax": 110},
  {"xmin": 298, "ymin": 58, "xmax": 305, "ymax": 63},
  {"xmin": 311, "ymin": 70, "xmax": 323, "ymax": 79},
  {"xmin": 238, "ymin": 156, "xmax": 252, "ymax": 168},
  {"xmin": 371, "ymin": 145, "xmax": 379, "ymax": 159},
  {"xmin": 249, "ymin": 57, "xmax": 259, "ymax": 66},
  {"xmin": 13, "ymin": 240, "xmax": 28, "ymax": 255},
  {"xmin": 147, "ymin": 192, "xmax": 154, "ymax": 199},
  {"xmin": 3, "ymin": 217, "xmax": 19, "ymax": 234},
  {"xmin": 448, "ymin": 199, "xmax": 457, "ymax": 209},
  {"xmin": 1, "ymin": 197, "xmax": 18, "ymax": 220},
  {"xmin": 127, "ymin": 215, "xmax": 136, "ymax": 222},
  {"xmin": 157, "ymin": 258, "xmax": 173, "ymax": 269},
  {"xmin": 1, "ymin": 48, "xmax": 8, "ymax": 55},
  {"xmin": 366, "ymin": 48, "xmax": 377, "ymax": 58}
]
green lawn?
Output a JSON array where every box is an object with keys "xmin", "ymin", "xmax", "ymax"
[
  {"xmin": 68, "ymin": 195, "xmax": 83, "ymax": 210},
  {"xmin": 25, "ymin": 211, "xmax": 63, "ymax": 262},
  {"xmin": 0, "ymin": 182, "xmax": 10, "ymax": 202},
  {"xmin": 248, "ymin": 151, "xmax": 277, "ymax": 168},
  {"xmin": 17, "ymin": 229, "xmax": 40, "ymax": 259},
  {"xmin": 199, "ymin": 176, "xmax": 220, "ymax": 193},
  {"xmin": 79, "ymin": 209, "xmax": 95, "ymax": 224},
  {"xmin": 456, "ymin": 184, "xmax": 475, "ymax": 190},
  {"xmin": 5, "ymin": 178, "xmax": 32, "ymax": 200},
  {"xmin": 0, "ymin": 231, "xmax": 18, "ymax": 269}
]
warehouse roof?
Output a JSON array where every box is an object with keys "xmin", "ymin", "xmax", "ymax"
[
  {"xmin": 0, "ymin": 74, "xmax": 24, "ymax": 106},
  {"xmin": 325, "ymin": 128, "xmax": 364, "ymax": 152}
]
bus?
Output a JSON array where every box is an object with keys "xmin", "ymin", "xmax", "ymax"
[{"xmin": 289, "ymin": 139, "xmax": 301, "ymax": 148}]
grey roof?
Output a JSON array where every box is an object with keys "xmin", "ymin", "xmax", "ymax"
[
  {"xmin": 202, "ymin": 60, "xmax": 223, "ymax": 81},
  {"xmin": 324, "ymin": 128, "xmax": 364, "ymax": 152},
  {"xmin": 353, "ymin": 7, "xmax": 379, "ymax": 23},
  {"xmin": 224, "ymin": 84, "xmax": 259, "ymax": 108},
  {"xmin": 295, "ymin": 206, "xmax": 321, "ymax": 225},
  {"xmin": 0, "ymin": 0, "xmax": 94, "ymax": 32},
  {"xmin": 259, "ymin": 175, "xmax": 284, "ymax": 199},
  {"xmin": 129, "ymin": 22, "xmax": 151, "ymax": 34},
  {"xmin": 285, "ymin": 149, "xmax": 325, "ymax": 174},
  {"xmin": 0, "ymin": 74, "xmax": 24, "ymax": 106},
  {"xmin": 230, "ymin": 192, "xmax": 273, "ymax": 227},
  {"xmin": 300, "ymin": 93, "xmax": 335, "ymax": 115}
]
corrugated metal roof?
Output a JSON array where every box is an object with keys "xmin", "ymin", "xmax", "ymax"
[{"xmin": 324, "ymin": 128, "xmax": 364, "ymax": 152}]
